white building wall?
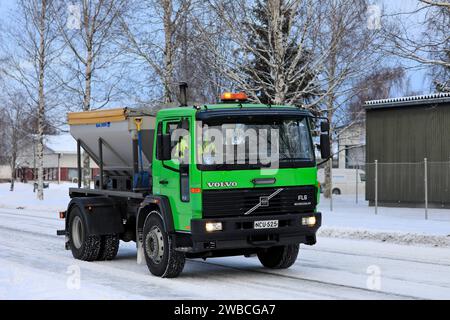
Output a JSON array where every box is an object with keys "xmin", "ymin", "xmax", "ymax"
[
  {"xmin": 0, "ymin": 165, "xmax": 11, "ymax": 180},
  {"xmin": 17, "ymin": 151, "xmax": 97, "ymax": 169},
  {"xmin": 337, "ymin": 123, "xmax": 366, "ymax": 169}
]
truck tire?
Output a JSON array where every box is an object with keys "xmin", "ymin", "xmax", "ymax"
[
  {"xmin": 68, "ymin": 206, "xmax": 101, "ymax": 261},
  {"xmin": 98, "ymin": 235, "xmax": 120, "ymax": 261},
  {"xmin": 142, "ymin": 212, "xmax": 185, "ymax": 278},
  {"xmin": 257, "ymin": 244, "xmax": 299, "ymax": 269}
]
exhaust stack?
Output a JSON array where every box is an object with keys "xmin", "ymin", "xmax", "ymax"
[{"xmin": 179, "ymin": 82, "xmax": 188, "ymax": 107}]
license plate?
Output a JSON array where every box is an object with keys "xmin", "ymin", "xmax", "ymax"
[{"xmin": 254, "ymin": 220, "xmax": 279, "ymax": 229}]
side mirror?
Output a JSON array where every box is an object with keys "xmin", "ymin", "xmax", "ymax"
[
  {"xmin": 157, "ymin": 133, "xmax": 172, "ymax": 160},
  {"xmin": 320, "ymin": 133, "xmax": 331, "ymax": 160}
]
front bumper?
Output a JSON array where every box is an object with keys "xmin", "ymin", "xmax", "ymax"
[{"xmin": 189, "ymin": 212, "xmax": 321, "ymax": 252}]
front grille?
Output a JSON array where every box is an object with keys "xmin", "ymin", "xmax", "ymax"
[{"xmin": 202, "ymin": 186, "xmax": 316, "ymax": 218}]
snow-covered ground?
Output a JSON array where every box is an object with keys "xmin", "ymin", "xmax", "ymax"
[
  {"xmin": 1, "ymin": 182, "xmax": 450, "ymax": 299},
  {"xmin": 0, "ymin": 182, "xmax": 73, "ymax": 212},
  {"xmin": 2, "ymin": 182, "xmax": 449, "ymax": 246},
  {"xmin": 318, "ymin": 195, "xmax": 450, "ymax": 247},
  {"xmin": 319, "ymin": 195, "xmax": 450, "ymax": 235}
]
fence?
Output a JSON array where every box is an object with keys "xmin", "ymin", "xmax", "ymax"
[{"xmin": 325, "ymin": 160, "xmax": 450, "ymax": 219}]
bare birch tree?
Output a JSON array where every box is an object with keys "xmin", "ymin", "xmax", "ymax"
[
  {"xmin": 1, "ymin": 0, "xmax": 63, "ymax": 200},
  {"xmin": 196, "ymin": 0, "xmax": 386, "ymax": 197},
  {"xmin": 195, "ymin": 0, "xmax": 325, "ymax": 105},
  {"xmin": 345, "ymin": 67, "xmax": 409, "ymax": 123},
  {"xmin": 173, "ymin": 2, "xmax": 233, "ymax": 103},
  {"xmin": 119, "ymin": 0, "xmax": 193, "ymax": 105},
  {"xmin": 0, "ymin": 91, "xmax": 35, "ymax": 191},
  {"xmin": 53, "ymin": 0, "xmax": 129, "ymax": 187},
  {"xmin": 315, "ymin": 0, "xmax": 387, "ymax": 198},
  {"xmin": 383, "ymin": 0, "xmax": 449, "ymax": 91}
]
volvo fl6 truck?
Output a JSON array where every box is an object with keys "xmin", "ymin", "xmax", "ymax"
[{"xmin": 58, "ymin": 91, "xmax": 331, "ymax": 278}]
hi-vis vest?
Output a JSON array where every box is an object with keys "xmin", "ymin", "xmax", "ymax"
[
  {"xmin": 175, "ymin": 137, "xmax": 189, "ymax": 158},
  {"xmin": 198, "ymin": 141, "xmax": 216, "ymax": 156},
  {"xmin": 175, "ymin": 138, "xmax": 216, "ymax": 160}
]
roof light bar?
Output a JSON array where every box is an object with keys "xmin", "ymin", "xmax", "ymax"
[{"xmin": 220, "ymin": 92, "xmax": 248, "ymax": 102}]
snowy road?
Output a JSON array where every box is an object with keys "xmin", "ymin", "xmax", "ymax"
[{"xmin": 1, "ymin": 207, "xmax": 450, "ymax": 300}]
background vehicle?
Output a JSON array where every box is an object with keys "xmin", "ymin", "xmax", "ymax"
[
  {"xmin": 57, "ymin": 90, "xmax": 330, "ymax": 278},
  {"xmin": 318, "ymin": 168, "xmax": 366, "ymax": 195}
]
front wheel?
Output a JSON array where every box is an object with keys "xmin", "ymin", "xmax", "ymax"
[
  {"xmin": 142, "ymin": 212, "xmax": 185, "ymax": 278},
  {"xmin": 257, "ymin": 244, "xmax": 299, "ymax": 269}
]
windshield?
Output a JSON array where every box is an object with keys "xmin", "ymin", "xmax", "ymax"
[{"xmin": 197, "ymin": 117, "xmax": 314, "ymax": 170}]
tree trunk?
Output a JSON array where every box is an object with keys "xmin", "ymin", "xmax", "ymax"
[
  {"xmin": 36, "ymin": 0, "xmax": 47, "ymax": 201},
  {"xmin": 9, "ymin": 157, "xmax": 16, "ymax": 192},
  {"xmin": 10, "ymin": 127, "xmax": 17, "ymax": 191},
  {"xmin": 324, "ymin": 159, "xmax": 332, "ymax": 198},
  {"xmin": 36, "ymin": 122, "xmax": 45, "ymax": 200},
  {"xmin": 323, "ymin": 89, "xmax": 335, "ymax": 198},
  {"xmin": 323, "ymin": 17, "xmax": 339, "ymax": 199},
  {"xmin": 323, "ymin": 94, "xmax": 334, "ymax": 198},
  {"xmin": 162, "ymin": 0, "xmax": 174, "ymax": 103},
  {"xmin": 269, "ymin": 0, "xmax": 286, "ymax": 105},
  {"xmin": 9, "ymin": 176, "xmax": 15, "ymax": 192},
  {"xmin": 82, "ymin": 31, "xmax": 93, "ymax": 188}
]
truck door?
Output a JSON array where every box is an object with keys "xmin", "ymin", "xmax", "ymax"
[{"xmin": 153, "ymin": 117, "xmax": 192, "ymax": 232}]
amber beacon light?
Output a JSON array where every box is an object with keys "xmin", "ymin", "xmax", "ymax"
[{"xmin": 220, "ymin": 92, "xmax": 248, "ymax": 102}]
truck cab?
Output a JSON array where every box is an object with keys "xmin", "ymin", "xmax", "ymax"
[{"xmin": 60, "ymin": 92, "xmax": 330, "ymax": 278}]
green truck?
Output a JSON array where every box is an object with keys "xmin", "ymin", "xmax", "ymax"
[{"xmin": 58, "ymin": 89, "xmax": 330, "ymax": 278}]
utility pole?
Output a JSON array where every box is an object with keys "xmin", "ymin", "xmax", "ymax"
[
  {"xmin": 374, "ymin": 160, "xmax": 378, "ymax": 215},
  {"xmin": 424, "ymin": 158, "xmax": 428, "ymax": 220}
]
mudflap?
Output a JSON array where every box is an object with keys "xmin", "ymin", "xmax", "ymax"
[{"xmin": 136, "ymin": 240, "xmax": 145, "ymax": 265}]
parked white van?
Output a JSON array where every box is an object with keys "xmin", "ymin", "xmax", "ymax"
[{"xmin": 317, "ymin": 168, "xmax": 366, "ymax": 195}]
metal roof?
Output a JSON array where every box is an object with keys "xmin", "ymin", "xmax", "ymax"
[{"xmin": 364, "ymin": 92, "xmax": 450, "ymax": 109}]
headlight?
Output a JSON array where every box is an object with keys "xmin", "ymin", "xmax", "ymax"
[
  {"xmin": 301, "ymin": 216, "xmax": 316, "ymax": 227},
  {"xmin": 205, "ymin": 222, "xmax": 223, "ymax": 232}
]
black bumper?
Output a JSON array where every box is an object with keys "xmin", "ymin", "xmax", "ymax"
[{"xmin": 189, "ymin": 212, "xmax": 321, "ymax": 253}]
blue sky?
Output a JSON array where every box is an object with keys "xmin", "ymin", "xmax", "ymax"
[
  {"xmin": 0, "ymin": 0, "xmax": 433, "ymax": 98},
  {"xmin": 380, "ymin": 0, "xmax": 430, "ymax": 94},
  {"xmin": 0, "ymin": 0, "xmax": 14, "ymax": 15}
]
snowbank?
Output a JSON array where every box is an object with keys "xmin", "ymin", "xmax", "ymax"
[
  {"xmin": 318, "ymin": 195, "xmax": 450, "ymax": 247},
  {"xmin": 0, "ymin": 182, "xmax": 73, "ymax": 212},
  {"xmin": 318, "ymin": 227, "xmax": 450, "ymax": 247}
]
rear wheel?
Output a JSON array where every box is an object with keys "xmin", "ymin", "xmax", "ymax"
[
  {"xmin": 257, "ymin": 244, "xmax": 299, "ymax": 269},
  {"xmin": 142, "ymin": 213, "xmax": 185, "ymax": 278},
  {"xmin": 98, "ymin": 235, "xmax": 120, "ymax": 261},
  {"xmin": 69, "ymin": 207, "xmax": 101, "ymax": 261}
]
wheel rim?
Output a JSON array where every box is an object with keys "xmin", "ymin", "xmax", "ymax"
[
  {"xmin": 72, "ymin": 215, "xmax": 84, "ymax": 249},
  {"xmin": 145, "ymin": 226, "xmax": 164, "ymax": 264}
]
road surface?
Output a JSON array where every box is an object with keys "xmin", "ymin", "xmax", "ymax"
[{"xmin": 0, "ymin": 207, "xmax": 449, "ymax": 300}]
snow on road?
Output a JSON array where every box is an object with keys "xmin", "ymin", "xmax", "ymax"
[
  {"xmin": 1, "ymin": 183, "xmax": 450, "ymax": 299},
  {"xmin": 2, "ymin": 182, "xmax": 450, "ymax": 247},
  {"xmin": 1, "ymin": 206, "xmax": 450, "ymax": 300}
]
